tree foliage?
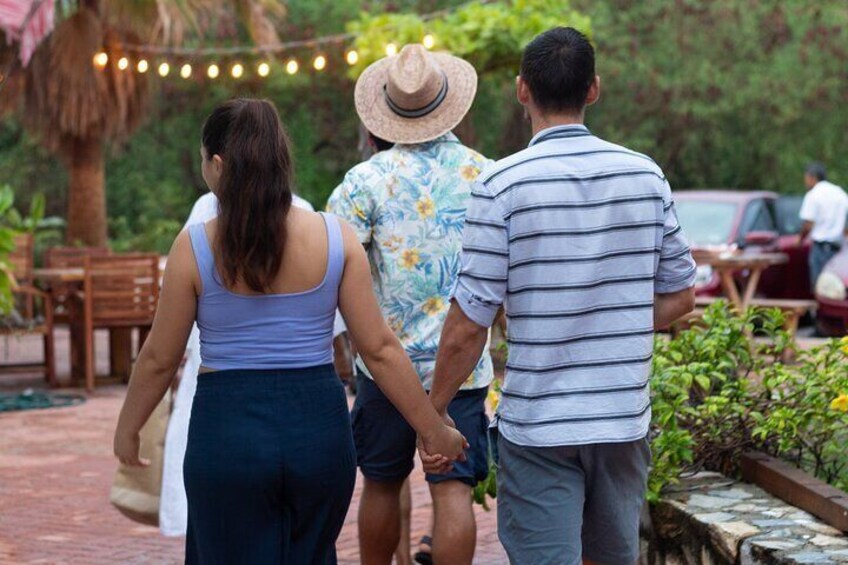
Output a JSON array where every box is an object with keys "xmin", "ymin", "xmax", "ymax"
[
  {"xmin": 1, "ymin": 0, "xmax": 847, "ymax": 252},
  {"xmin": 348, "ymin": 0, "xmax": 590, "ymax": 75},
  {"xmin": 579, "ymin": 0, "xmax": 848, "ymax": 192}
]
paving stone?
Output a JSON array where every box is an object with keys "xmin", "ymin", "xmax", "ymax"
[
  {"xmin": 805, "ymin": 523, "xmax": 847, "ymax": 536},
  {"xmin": 694, "ymin": 512, "xmax": 736, "ymax": 523},
  {"xmin": 712, "ymin": 487, "xmax": 755, "ymax": 500},
  {"xmin": 686, "ymin": 494, "xmax": 737, "ymax": 509},
  {"xmin": 751, "ymin": 539, "xmax": 802, "ymax": 550},
  {"xmin": 810, "ymin": 535, "xmax": 848, "ymax": 547},
  {"xmin": 763, "ymin": 508, "xmax": 789, "ymax": 518},
  {"xmin": 753, "ymin": 519, "xmax": 800, "ymax": 527},
  {"xmin": 785, "ymin": 551, "xmax": 835, "ymax": 563}
]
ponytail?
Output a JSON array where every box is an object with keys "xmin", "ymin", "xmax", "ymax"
[{"xmin": 201, "ymin": 98, "xmax": 294, "ymax": 292}]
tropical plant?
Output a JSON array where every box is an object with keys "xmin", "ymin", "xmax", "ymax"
[
  {"xmin": 649, "ymin": 301, "xmax": 848, "ymax": 501},
  {"xmin": 0, "ymin": 186, "xmax": 22, "ymax": 314},
  {"xmin": 6, "ymin": 0, "xmax": 285, "ymax": 247}
]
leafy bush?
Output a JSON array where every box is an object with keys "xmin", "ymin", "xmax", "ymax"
[
  {"xmin": 650, "ymin": 301, "xmax": 848, "ymax": 502},
  {"xmin": 0, "ymin": 186, "xmax": 23, "ymax": 313}
]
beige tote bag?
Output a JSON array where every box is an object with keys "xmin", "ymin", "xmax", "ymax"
[{"xmin": 110, "ymin": 390, "xmax": 171, "ymax": 526}]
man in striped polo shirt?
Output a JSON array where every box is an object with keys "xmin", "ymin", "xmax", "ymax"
[{"xmin": 426, "ymin": 28, "xmax": 696, "ymax": 563}]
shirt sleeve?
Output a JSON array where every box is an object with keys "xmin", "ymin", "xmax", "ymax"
[
  {"xmin": 656, "ymin": 181, "xmax": 697, "ymax": 294},
  {"xmin": 325, "ymin": 169, "xmax": 374, "ymax": 247},
  {"xmin": 451, "ymin": 180, "xmax": 509, "ymax": 327},
  {"xmin": 799, "ymin": 192, "xmax": 816, "ymax": 223}
]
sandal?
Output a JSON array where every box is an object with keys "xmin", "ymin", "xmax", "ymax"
[{"xmin": 413, "ymin": 535, "xmax": 433, "ymax": 565}]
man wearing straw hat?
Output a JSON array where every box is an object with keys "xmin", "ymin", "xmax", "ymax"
[{"xmin": 328, "ymin": 44, "xmax": 493, "ymax": 564}]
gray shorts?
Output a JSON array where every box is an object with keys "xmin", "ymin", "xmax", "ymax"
[{"xmin": 497, "ymin": 434, "xmax": 651, "ymax": 565}]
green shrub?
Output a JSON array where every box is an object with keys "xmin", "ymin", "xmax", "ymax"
[{"xmin": 650, "ymin": 301, "xmax": 848, "ymax": 501}]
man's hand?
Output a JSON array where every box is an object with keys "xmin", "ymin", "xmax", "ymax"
[
  {"xmin": 417, "ymin": 413, "xmax": 468, "ymax": 475},
  {"xmin": 333, "ymin": 333, "xmax": 354, "ymax": 383}
]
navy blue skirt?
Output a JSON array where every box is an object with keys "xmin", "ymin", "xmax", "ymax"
[{"xmin": 184, "ymin": 365, "xmax": 356, "ymax": 564}]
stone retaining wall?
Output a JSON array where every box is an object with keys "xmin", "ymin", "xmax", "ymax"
[{"xmin": 643, "ymin": 472, "xmax": 848, "ymax": 564}]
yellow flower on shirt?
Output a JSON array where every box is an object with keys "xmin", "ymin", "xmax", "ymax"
[
  {"xmin": 400, "ymin": 249, "xmax": 421, "ymax": 269},
  {"xmin": 831, "ymin": 393, "xmax": 848, "ymax": 412},
  {"xmin": 460, "ymin": 165, "xmax": 481, "ymax": 182},
  {"xmin": 384, "ymin": 235, "xmax": 404, "ymax": 251},
  {"xmin": 416, "ymin": 197, "xmax": 435, "ymax": 219},
  {"xmin": 422, "ymin": 296, "xmax": 445, "ymax": 316}
]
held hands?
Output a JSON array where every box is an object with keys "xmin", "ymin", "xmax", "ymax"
[
  {"xmin": 417, "ymin": 413, "xmax": 469, "ymax": 475},
  {"xmin": 113, "ymin": 430, "xmax": 150, "ymax": 467}
]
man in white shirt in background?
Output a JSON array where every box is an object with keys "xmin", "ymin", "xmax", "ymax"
[{"xmin": 799, "ymin": 162, "xmax": 848, "ymax": 287}]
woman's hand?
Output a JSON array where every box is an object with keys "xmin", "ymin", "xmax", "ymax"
[
  {"xmin": 114, "ymin": 430, "xmax": 150, "ymax": 467},
  {"xmin": 418, "ymin": 422, "xmax": 468, "ymax": 474}
]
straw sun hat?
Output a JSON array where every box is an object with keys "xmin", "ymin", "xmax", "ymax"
[{"xmin": 354, "ymin": 44, "xmax": 478, "ymax": 145}]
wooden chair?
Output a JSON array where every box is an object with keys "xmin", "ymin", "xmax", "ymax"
[
  {"xmin": 44, "ymin": 246, "xmax": 110, "ymax": 324},
  {"xmin": 9, "ymin": 233, "xmax": 35, "ymax": 283},
  {"xmin": 0, "ymin": 271, "xmax": 57, "ymax": 386},
  {"xmin": 82, "ymin": 254, "xmax": 160, "ymax": 391}
]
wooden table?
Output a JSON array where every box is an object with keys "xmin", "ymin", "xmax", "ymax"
[
  {"xmin": 33, "ymin": 257, "xmax": 167, "ymax": 384},
  {"xmin": 697, "ymin": 253, "xmax": 788, "ymax": 310}
]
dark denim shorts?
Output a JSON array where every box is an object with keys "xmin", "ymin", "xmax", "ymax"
[{"xmin": 351, "ymin": 374, "xmax": 490, "ymax": 486}]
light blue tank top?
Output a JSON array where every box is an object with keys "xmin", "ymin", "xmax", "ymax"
[{"xmin": 187, "ymin": 213, "xmax": 343, "ymax": 371}]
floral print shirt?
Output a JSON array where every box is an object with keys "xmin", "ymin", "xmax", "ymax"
[{"xmin": 327, "ymin": 133, "xmax": 494, "ymax": 390}]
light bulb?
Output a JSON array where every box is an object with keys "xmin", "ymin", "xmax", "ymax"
[
  {"xmin": 158, "ymin": 62, "xmax": 170, "ymax": 77},
  {"xmin": 180, "ymin": 63, "xmax": 192, "ymax": 79},
  {"xmin": 117, "ymin": 57, "xmax": 129, "ymax": 70},
  {"xmin": 423, "ymin": 34, "xmax": 435, "ymax": 49},
  {"xmin": 231, "ymin": 63, "xmax": 244, "ymax": 78},
  {"xmin": 313, "ymin": 55, "xmax": 326, "ymax": 71},
  {"xmin": 137, "ymin": 59, "xmax": 149, "ymax": 73},
  {"xmin": 345, "ymin": 49, "xmax": 359, "ymax": 65},
  {"xmin": 257, "ymin": 62, "xmax": 270, "ymax": 77},
  {"xmin": 207, "ymin": 64, "xmax": 219, "ymax": 79},
  {"xmin": 93, "ymin": 51, "xmax": 108, "ymax": 68},
  {"xmin": 385, "ymin": 43, "xmax": 398, "ymax": 56},
  {"xmin": 286, "ymin": 59, "xmax": 299, "ymax": 75}
]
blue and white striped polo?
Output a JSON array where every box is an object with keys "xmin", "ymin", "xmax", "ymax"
[{"xmin": 452, "ymin": 124, "xmax": 696, "ymax": 447}]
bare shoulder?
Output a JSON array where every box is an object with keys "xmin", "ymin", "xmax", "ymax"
[
  {"xmin": 334, "ymin": 217, "xmax": 363, "ymax": 257},
  {"xmin": 165, "ymin": 228, "xmax": 201, "ymax": 293}
]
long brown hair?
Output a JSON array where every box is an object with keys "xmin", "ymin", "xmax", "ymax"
[{"xmin": 201, "ymin": 98, "xmax": 293, "ymax": 292}]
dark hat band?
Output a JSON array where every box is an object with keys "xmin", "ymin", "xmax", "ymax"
[{"xmin": 383, "ymin": 72, "xmax": 449, "ymax": 119}]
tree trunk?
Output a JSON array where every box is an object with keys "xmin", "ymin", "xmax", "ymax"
[{"xmin": 65, "ymin": 136, "xmax": 107, "ymax": 246}]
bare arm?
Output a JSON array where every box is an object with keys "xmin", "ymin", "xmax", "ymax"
[
  {"xmin": 798, "ymin": 220, "xmax": 813, "ymax": 246},
  {"xmin": 654, "ymin": 286, "xmax": 696, "ymax": 330},
  {"xmin": 430, "ymin": 302, "xmax": 489, "ymax": 415},
  {"xmin": 114, "ymin": 230, "xmax": 198, "ymax": 466},
  {"xmin": 336, "ymin": 222, "xmax": 466, "ymax": 460}
]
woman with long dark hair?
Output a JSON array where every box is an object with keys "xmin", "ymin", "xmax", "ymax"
[{"xmin": 113, "ymin": 98, "xmax": 466, "ymax": 563}]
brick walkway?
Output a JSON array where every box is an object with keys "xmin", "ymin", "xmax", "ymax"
[{"xmin": 0, "ymin": 331, "xmax": 507, "ymax": 564}]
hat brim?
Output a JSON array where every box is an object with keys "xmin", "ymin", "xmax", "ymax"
[{"xmin": 355, "ymin": 52, "xmax": 478, "ymax": 145}]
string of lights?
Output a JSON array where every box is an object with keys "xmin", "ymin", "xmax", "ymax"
[
  {"xmin": 91, "ymin": 35, "xmax": 434, "ymax": 80},
  {"xmin": 90, "ymin": 0, "xmax": 479, "ymax": 80}
]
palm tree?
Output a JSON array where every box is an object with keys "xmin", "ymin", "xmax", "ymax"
[{"xmin": 19, "ymin": 0, "xmax": 283, "ymax": 246}]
